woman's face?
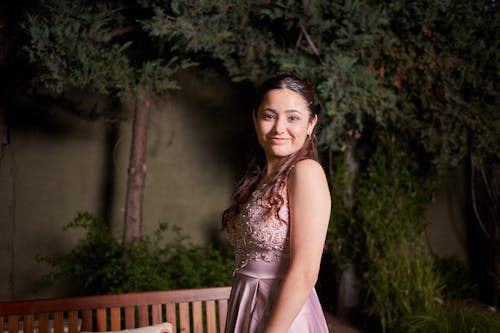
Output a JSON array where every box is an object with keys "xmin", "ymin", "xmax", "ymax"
[{"xmin": 253, "ymin": 88, "xmax": 317, "ymax": 165}]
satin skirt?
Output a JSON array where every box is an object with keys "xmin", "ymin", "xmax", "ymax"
[{"xmin": 225, "ymin": 260, "xmax": 329, "ymax": 333}]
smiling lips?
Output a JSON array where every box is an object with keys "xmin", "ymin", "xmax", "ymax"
[{"xmin": 269, "ymin": 137, "xmax": 289, "ymax": 144}]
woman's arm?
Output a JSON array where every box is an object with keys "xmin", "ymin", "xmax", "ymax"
[{"xmin": 263, "ymin": 159, "xmax": 331, "ymax": 333}]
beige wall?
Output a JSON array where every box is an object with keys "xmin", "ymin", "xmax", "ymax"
[
  {"xmin": 0, "ymin": 75, "xmax": 249, "ymax": 301},
  {"xmin": 426, "ymin": 165, "xmax": 468, "ymax": 261},
  {"xmin": 0, "ymin": 114, "xmax": 108, "ymax": 300}
]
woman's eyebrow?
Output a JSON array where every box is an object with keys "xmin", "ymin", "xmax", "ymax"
[
  {"xmin": 261, "ymin": 108, "xmax": 303, "ymax": 115},
  {"xmin": 262, "ymin": 107, "xmax": 278, "ymax": 113},
  {"xmin": 285, "ymin": 109, "xmax": 303, "ymax": 115}
]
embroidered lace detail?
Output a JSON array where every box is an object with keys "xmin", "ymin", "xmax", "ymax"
[{"xmin": 227, "ymin": 184, "xmax": 290, "ymax": 273}]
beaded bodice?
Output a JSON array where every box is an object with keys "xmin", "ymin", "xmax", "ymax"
[{"xmin": 227, "ymin": 182, "xmax": 290, "ymax": 273}]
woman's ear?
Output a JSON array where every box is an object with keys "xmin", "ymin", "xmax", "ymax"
[{"xmin": 307, "ymin": 114, "xmax": 318, "ymax": 135}]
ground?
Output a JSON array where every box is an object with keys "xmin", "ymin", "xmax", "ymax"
[{"xmin": 325, "ymin": 312, "xmax": 362, "ymax": 333}]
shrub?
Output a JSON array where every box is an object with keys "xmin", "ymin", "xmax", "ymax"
[
  {"xmin": 434, "ymin": 255, "xmax": 479, "ymax": 300},
  {"xmin": 398, "ymin": 301, "xmax": 500, "ymax": 333},
  {"xmin": 36, "ymin": 212, "xmax": 233, "ymax": 295}
]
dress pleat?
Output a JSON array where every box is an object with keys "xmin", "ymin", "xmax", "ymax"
[{"xmin": 225, "ymin": 260, "xmax": 329, "ymax": 332}]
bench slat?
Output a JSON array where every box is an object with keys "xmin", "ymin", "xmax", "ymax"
[
  {"xmin": 22, "ymin": 315, "xmax": 33, "ymax": 333},
  {"xmin": 138, "ymin": 305, "xmax": 148, "ymax": 328},
  {"xmin": 97, "ymin": 308, "xmax": 106, "ymax": 332},
  {"xmin": 124, "ymin": 306, "xmax": 134, "ymax": 329},
  {"xmin": 165, "ymin": 303, "xmax": 176, "ymax": 331},
  {"xmin": 68, "ymin": 310, "xmax": 79, "ymax": 333},
  {"xmin": 151, "ymin": 304, "xmax": 161, "ymax": 325},
  {"xmin": 53, "ymin": 312, "xmax": 64, "ymax": 333},
  {"xmin": 219, "ymin": 299, "xmax": 228, "ymax": 333},
  {"xmin": 23, "ymin": 314, "xmax": 35, "ymax": 333},
  {"xmin": 7, "ymin": 315, "xmax": 18, "ymax": 333},
  {"xmin": 191, "ymin": 301, "xmax": 202, "ymax": 333},
  {"xmin": 39, "ymin": 313, "xmax": 49, "ymax": 333},
  {"xmin": 110, "ymin": 307, "xmax": 121, "ymax": 331},
  {"xmin": 206, "ymin": 301, "xmax": 216, "ymax": 333},
  {"xmin": 179, "ymin": 303, "xmax": 190, "ymax": 332},
  {"xmin": 81, "ymin": 309, "xmax": 92, "ymax": 331}
]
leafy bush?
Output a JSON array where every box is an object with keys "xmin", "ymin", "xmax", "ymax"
[
  {"xmin": 36, "ymin": 212, "xmax": 233, "ymax": 295},
  {"xmin": 398, "ymin": 301, "xmax": 500, "ymax": 333},
  {"xmin": 355, "ymin": 139, "xmax": 442, "ymax": 332},
  {"xmin": 434, "ymin": 256, "xmax": 479, "ymax": 300},
  {"xmin": 327, "ymin": 131, "xmax": 445, "ymax": 331}
]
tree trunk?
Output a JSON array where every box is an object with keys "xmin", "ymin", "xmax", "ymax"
[
  {"xmin": 123, "ymin": 92, "xmax": 151, "ymax": 243},
  {"xmin": 336, "ymin": 135, "xmax": 361, "ymax": 321}
]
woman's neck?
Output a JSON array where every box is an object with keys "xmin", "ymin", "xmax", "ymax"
[{"xmin": 265, "ymin": 157, "xmax": 284, "ymax": 178}]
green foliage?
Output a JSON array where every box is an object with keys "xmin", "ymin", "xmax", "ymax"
[
  {"xmin": 23, "ymin": 0, "xmax": 194, "ymax": 103},
  {"xmin": 327, "ymin": 153, "xmax": 363, "ymax": 269},
  {"xmin": 143, "ymin": 0, "xmax": 277, "ymax": 82},
  {"xmin": 397, "ymin": 301, "xmax": 500, "ymax": 333},
  {"xmin": 356, "ymin": 136, "xmax": 442, "ymax": 331},
  {"xmin": 145, "ymin": 0, "xmax": 499, "ymax": 168},
  {"xmin": 382, "ymin": 0, "xmax": 500, "ymax": 169},
  {"xmin": 366, "ymin": 241, "xmax": 443, "ymax": 332},
  {"xmin": 36, "ymin": 212, "xmax": 233, "ymax": 295},
  {"xmin": 434, "ymin": 256, "xmax": 479, "ymax": 300},
  {"xmin": 326, "ymin": 130, "xmax": 444, "ymax": 331},
  {"xmin": 357, "ymin": 140, "xmax": 433, "ymax": 245}
]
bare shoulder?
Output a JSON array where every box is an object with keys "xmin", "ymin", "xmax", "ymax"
[
  {"xmin": 288, "ymin": 159, "xmax": 328, "ymax": 190},
  {"xmin": 290, "ymin": 159, "xmax": 327, "ymax": 180},
  {"xmin": 288, "ymin": 158, "xmax": 331, "ymax": 213}
]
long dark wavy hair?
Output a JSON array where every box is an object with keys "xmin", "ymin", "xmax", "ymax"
[{"xmin": 221, "ymin": 72, "xmax": 320, "ymax": 230}]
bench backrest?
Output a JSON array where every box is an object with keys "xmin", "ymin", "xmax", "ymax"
[{"xmin": 0, "ymin": 286, "xmax": 231, "ymax": 333}]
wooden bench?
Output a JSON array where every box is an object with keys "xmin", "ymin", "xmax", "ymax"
[{"xmin": 0, "ymin": 286, "xmax": 231, "ymax": 333}]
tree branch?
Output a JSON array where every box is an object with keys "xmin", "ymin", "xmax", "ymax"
[
  {"xmin": 109, "ymin": 26, "xmax": 136, "ymax": 39},
  {"xmin": 299, "ymin": 21, "xmax": 320, "ymax": 56},
  {"xmin": 480, "ymin": 163, "xmax": 495, "ymax": 202},
  {"xmin": 295, "ymin": 30, "xmax": 303, "ymax": 55},
  {"xmin": 471, "ymin": 156, "xmax": 491, "ymax": 239}
]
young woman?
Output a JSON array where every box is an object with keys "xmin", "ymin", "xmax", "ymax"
[{"xmin": 222, "ymin": 73, "xmax": 331, "ymax": 332}]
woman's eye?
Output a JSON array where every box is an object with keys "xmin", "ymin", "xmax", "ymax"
[
  {"xmin": 289, "ymin": 116, "xmax": 300, "ymax": 121},
  {"xmin": 262, "ymin": 113, "xmax": 275, "ymax": 120}
]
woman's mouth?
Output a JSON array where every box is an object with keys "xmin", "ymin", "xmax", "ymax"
[{"xmin": 270, "ymin": 137, "xmax": 288, "ymax": 144}]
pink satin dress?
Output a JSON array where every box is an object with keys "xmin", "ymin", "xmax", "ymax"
[{"xmin": 225, "ymin": 180, "xmax": 329, "ymax": 333}]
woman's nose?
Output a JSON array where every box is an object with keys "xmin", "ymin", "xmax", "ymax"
[{"xmin": 274, "ymin": 118, "xmax": 286, "ymax": 133}]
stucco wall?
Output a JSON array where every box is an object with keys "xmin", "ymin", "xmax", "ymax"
[
  {"xmin": 0, "ymin": 75, "xmax": 251, "ymax": 301},
  {"xmin": 425, "ymin": 165, "xmax": 468, "ymax": 261},
  {"xmin": 0, "ymin": 112, "xmax": 108, "ymax": 300}
]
